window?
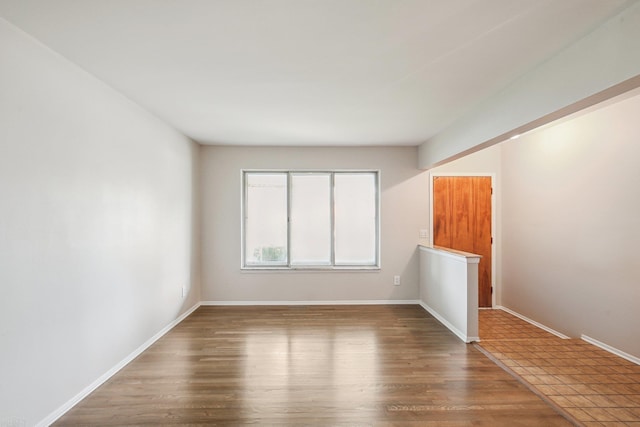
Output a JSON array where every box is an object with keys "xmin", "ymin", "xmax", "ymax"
[{"xmin": 242, "ymin": 170, "xmax": 379, "ymax": 269}]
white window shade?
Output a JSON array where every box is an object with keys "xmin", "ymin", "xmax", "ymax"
[
  {"xmin": 335, "ymin": 173, "xmax": 377, "ymax": 265},
  {"xmin": 290, "ymin": 173, "xmax": 331, "ymax": 266},
  {"xmin": 244, "ymin": 173, "xmax": 287, "ymax": 266}
]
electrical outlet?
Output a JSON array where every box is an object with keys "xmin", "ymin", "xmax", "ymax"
[
  {"xmin": 181, "ymin": 286, "xmax": 186, "ymax": 298},
  {"xmin": 419, "ymin": 229, "xmax": 428, "ymax": 239},
  {"xmin": 393, "ymin": 275, "xmax": 401, "ymax": 286}
]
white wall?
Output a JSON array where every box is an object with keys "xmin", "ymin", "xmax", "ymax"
[
  {"xmin": 0, "ymin": 19, "xmax": 200, "ymax": 425},
  {"xmin": 201, "ymin": 146, "xmax": 428, "ymax": 302},
  {"xmin": 501, "ymin": 90, "xmax": 640, "ymax": 359}
]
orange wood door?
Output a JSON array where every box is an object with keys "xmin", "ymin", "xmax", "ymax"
[{"xmin": 433, "ymin": 176, "xmax": 492, "ymax": 307}]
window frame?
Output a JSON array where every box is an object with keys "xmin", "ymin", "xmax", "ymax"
[{"xmin": 241, "ymin": 169, "xmax": 380, "ymax": 270}]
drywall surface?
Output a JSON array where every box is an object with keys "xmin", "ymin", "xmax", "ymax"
[
  {"xmin": 200, "ymin": 146, "xmax": 428, "ymax": 302},
  {"xmin": 418, "ymin": 2, "xmax": 640, "ymax": 169},
  {"xmin": 419, "ymin": 246, "xmax": 479, "ymax": 342},
  {"xmin": 430, "ymin": 144, "xmax": 502, "ymax": 175},
  {"xmin": 0, "ymin": 19, "xmax": 200, "ymax": 425},
  {"xmin": 501, "ymin": 91, "xmax": 640, "ymax": 359}
]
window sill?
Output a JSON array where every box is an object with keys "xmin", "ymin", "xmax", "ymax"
[{"xmin": 241, "ymin": 266, "xmax": 381, "ymax": 272}]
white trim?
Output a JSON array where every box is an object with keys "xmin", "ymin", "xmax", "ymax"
[
  {"xmin": 581, "ymin": 335, "xmax": 640, "ymax": 366},
  {"xmin": 418, "ymin": 245, "xmax": 481, "ymax": 264},
  {"xmin": 496, "ymin": 306, "xmax": 570, "ymax": 339},
  {"xmin": 418, "ymin": 301, "xmax": 478, "ymax": 343},
  {"xmin": 428, "ymin": 172, "xmax": 497, "ymax": 306},
  {"xmin": 201, "ymin": 299, "xmax": 420, "ymax": 306},
  {"xmin": 241, "ymin": 265, "xmax": 381, "ymax": 272},
  {"xmin": 37, "ymin": 302, "xmax": 201, "ymax": 427}
]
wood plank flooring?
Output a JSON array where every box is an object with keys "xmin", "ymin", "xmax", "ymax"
[
  {"xmin": 55, "ymin": 305, "xmax": 571, "ymax": 426},
  {"xmin": 478, "ymin": 309, "xmax": 640, "ymax": 426}
]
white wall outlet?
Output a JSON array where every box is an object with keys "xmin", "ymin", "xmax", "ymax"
[
  {"xmin": 419, "ymin": 229, "xmax": 428, "ymax": 239},
  {"xmin": 181, "ymin": 286, "xmax": 186, "ymax": 298},
  {"xmin": 393, "ymin": 275, "xmax": 401, "ymax": 286}
]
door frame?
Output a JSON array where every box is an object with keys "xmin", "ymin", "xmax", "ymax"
[{"xmin": 429, "ymin": 172, "xmax": 497, "ymax": 308}]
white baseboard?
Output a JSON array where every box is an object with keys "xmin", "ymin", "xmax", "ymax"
[
  {"xmin": 496, "ymin": 305, "xmax": 570, "ymax": 339},
  {"xmin": 38, "ymin": 302, "xmax": 201, "ymax": 427},
  {"xmin": 495, "ymin": 307, "xmax": 640, "ymax": 365},
  {"xmin": 200, "ymin": 299, "xmax": 420, "ymax": 306},
  {"xmin": 581, "ymin": 335, "xmax": 640, "ymax": 366},
  {"xmin": 418, "ymin": 301, "xmax": 477, "ymax": 343}
]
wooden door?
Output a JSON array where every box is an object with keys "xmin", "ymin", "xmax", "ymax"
[{"xmin": 433, "ymin": 176, "xmax": 492, "ymax": 307}]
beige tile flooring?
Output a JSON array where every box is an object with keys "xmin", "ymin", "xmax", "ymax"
[{"xmin": 477, "ymin": 309, "xmax": 640, "ymax": 426}]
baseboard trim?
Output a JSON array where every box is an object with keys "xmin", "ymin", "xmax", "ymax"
[
  {"xmin": 200, "ymin": 299, "xmax": 420, "ymax": 306},
  {"xmin": 496, "ymin": 306, "xmax": 570, "ymax": 339},
  {"xmin": 417, "ymin": 301, "xmax": 477, "ymax": 343},
  {"xmin": 581, "ymin": 335, "xmax": 640, "ymax": 366},
  {"xmin": 38, "ymin": 302, "xmax": 201, "ymax": 427}
]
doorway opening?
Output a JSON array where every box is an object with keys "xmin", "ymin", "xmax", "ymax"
[{"xmin": 430, "ymin": 173, "xmax": 495, "ymax": 308}]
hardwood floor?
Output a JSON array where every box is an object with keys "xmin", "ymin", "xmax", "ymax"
[{"xmin": 55, "ymin": 305, "xmax": 571, "ymax": 426}]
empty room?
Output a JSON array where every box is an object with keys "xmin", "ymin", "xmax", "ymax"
[{"xmin": 1, "ymin": 1, "xmax": 640, "ymax": 426}]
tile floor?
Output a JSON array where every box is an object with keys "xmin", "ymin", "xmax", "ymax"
[{"xmin": 477, "ymin": 309, "xmax": 640, "ymax": 427}]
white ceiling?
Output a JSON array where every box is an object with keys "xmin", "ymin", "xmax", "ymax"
[{"xmin": 0, "ymin": 0, "xmax": 634, "ymax": 146}]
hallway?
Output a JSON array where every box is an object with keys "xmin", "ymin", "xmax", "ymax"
[{"xmin": 478, "ymin": 309, "xmax": 640, "ymax": 426}]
